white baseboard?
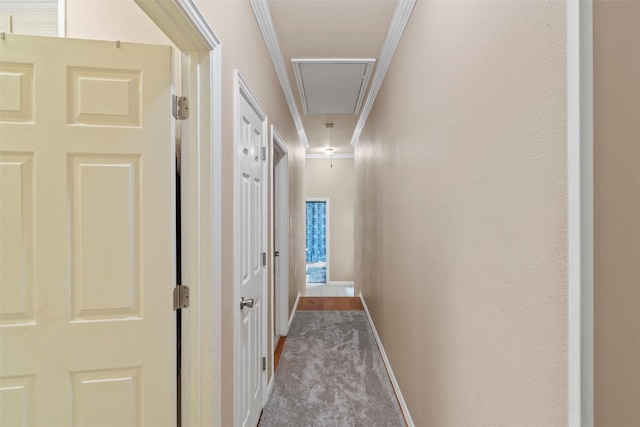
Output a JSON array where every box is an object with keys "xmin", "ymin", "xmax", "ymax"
[
  {"xmin": 288, "ymin": 291, "xmax": 301, "ymax": 329},
  {"xmin": 266, "ymin": 374, "xmax": 275, "ymax": 400},
  {"xmin": 329, "ymin": 281, "xmax": 354, "ymax": 286},
  {"xmin": 359, "ymin": 292, "xmax": 414, "ymax": 427}
]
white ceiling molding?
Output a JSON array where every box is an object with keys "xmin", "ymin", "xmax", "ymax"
[
  {"xmin": 305, "ymin": 153, "xmax": 354, "ymax": 159},
  {"xmin": 350, "ymin": 0, "xmax": 416, "ymax": 146},
  {"xmin": 292, "ymin": 58, "xmax": 375, "ymax": 115},
  {"xmin": 135, "ymin": 0, "xmax": 219, "ymax": 52},
  {"xmin": 249, "ymin": 0, "xmax": 309, "ymax": 149}
]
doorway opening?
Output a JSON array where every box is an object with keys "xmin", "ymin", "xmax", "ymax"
[{"xmin": 305, "ymin": 199, "xmax": 353, "ymax": 297}]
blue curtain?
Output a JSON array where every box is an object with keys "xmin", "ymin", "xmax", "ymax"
[{"xmin": 306, "ymin": 201, "xmax": 326, "ymax": 263}]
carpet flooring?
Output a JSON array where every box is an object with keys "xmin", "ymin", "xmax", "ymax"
[
  {"xmin": 259, "ymin": 311, "xmax": 405, "ymax": 426},
  {"xmin": 306, "ymin": 266, "xmax": 326, "ymax": 283}
]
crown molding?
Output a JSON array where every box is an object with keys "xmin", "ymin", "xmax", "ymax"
[
  {"xmin": 249, "ymin": 0, "xmax": 309, "ymax": 149},
  {"xmin": 350, "ymin": 0, "xmax": 416, "ymax": 146}
]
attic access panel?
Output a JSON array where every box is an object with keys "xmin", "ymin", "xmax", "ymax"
[{"xmin": 292, "ymin": 59, "xmax": 375, "ymax": 115}]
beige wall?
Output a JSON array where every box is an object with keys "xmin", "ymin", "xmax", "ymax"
[
  {"xmin": 355, "ymin": 1, "xmax": 568, "ymax": 425},
  {"xmin": 306, "ymin": 157, "xmax": 354, "ymax": 282},
  {"xmin": 66, "ymin": 1, "xmax": 306, "ymax": 424},
  {"xmin": 594, "ymin": 1, "xmax": 640, "ymax": 425}
]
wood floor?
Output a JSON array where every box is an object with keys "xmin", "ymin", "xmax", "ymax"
[
  {"xmin": 297, "ymin": 297, "xmax": 364, "ymax": 311},
  {"xmin": 273, "ymin": 297, "xmax": 364, "ymax": 371}
]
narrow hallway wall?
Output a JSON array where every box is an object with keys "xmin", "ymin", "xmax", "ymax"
[
  {"xmin": 191, "ymin": 1, "xmax": 306, "ymax": 424},
  {"xmin": 593, "ymin": 1, "xmax": 640, "ymax": 425},
  {"xmin": 355, "ymin": 1, "xmax": 568, "ymax": 424}
]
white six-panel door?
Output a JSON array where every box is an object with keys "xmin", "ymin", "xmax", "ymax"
[
  {"xmin": 0, "ymin": 34, "xmax": 175, "ymax": 426},
  {"xmin": 235, "ymin": 73, "xmax": 267, "ymax": 427}
]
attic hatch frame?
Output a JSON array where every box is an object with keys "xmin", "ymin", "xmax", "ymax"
[{"xmin": 291, "ymin": 58, "xmax": 375, "ymax": 115}]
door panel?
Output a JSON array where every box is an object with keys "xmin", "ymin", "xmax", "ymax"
[
  {"xmin": 0, "ymin": 34, "xmax": 175, "ymax": 426},
  {"xmin": 236, "ymin": 88, "xmax": 266, "ymax": 427}
]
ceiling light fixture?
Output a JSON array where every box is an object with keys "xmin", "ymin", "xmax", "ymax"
[{"xmin": 325, "ymin": 123, "xmax": 334, "ymax": 168}]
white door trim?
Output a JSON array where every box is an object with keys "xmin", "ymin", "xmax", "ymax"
[
  {"xmin": 567, "ymin": 1, "xmax": 593, "ymax": 426},
  {"xmin": 271, "ymin": 126, "xmax": 289, "ymax": 337},
  {"xmin": 306, "ymin": 197, "xmax": 330, "ymax": 283},
  {"xmin": 134, "ymin": 1, "xmax": 222, "ymax": 425},
  {"xmin": 233, "ymin": 70, "xmax": 269, "ymax": 426}
]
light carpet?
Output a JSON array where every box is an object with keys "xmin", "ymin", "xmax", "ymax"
[{"xmin": 259, "ymin": 311, "xmax": 405, "ymax": 427}]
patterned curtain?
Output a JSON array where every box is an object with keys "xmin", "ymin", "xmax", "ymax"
[{"xmin": 306, "ymin": 201, "xmax": 326, "ymax": 263}]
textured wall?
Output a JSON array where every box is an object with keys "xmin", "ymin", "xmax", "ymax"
[
  {"xmin": 306, "ymin": 158, "xmax": 354, "ymax": 282},
  {"xmin": 355, "ymin": 1, "xmax": 568, "ymax": 425},
  {"xmin": 594, "ymin": 1, "xmax": 640, "ymax": 425}
]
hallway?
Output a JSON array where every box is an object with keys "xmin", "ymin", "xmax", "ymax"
[{"xmin": 260, "ymin": 298, "xmax": 405, "ymax": 426}]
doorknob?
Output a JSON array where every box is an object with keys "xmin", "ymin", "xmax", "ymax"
[{"xmin": 240, "ymin": 297, "xmax": 254, "ymax": 310}]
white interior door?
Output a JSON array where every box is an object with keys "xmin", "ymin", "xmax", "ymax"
[
  {"xmin": 234, "ymin": 74, "xmax": 267, "ymax": 427},
  {"xmin": 0, "ymin": 34, "xmax": 175, "ymax": 426}
]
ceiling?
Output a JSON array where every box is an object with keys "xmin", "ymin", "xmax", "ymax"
[{"xmin": 267, "ymin": 0, "xmax": 399, "ymax": 154}]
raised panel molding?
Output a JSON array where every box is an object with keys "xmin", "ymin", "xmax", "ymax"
[
  {"xmin": 0, "ymin": 62, "xmax": 34, "ymax": 123},
  {"xmin": 71, "ymin": 368, "xmax": 142, "ymax": 426},
  {"xmin": 0, "ymin": 153, "xmax": 35, "ymax": 326},
  {"xmin": 0, "ymin": 375, "xmax": 35, "ymax": 427},
  {"xmin": 67, "ymin": 67, "xmax": 141, "ymax": 127},
  {"xmin": 69, "ymin": 154, "xmax": 142, "ymax": 321}
]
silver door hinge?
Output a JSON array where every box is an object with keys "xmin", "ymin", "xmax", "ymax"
[
  {"xmin": 262, "ymin": 252, "xmax": 267, "ymax": 266},
  {"xmin": 173, "ymin": 95, "xmax": 189, "ymax": 120},
  {"xmin": 261, "ymin": 146, "xmax": 266, "ymax": 161},
  {"xmin": 173, "ymin": 285, "xmax": 190, "ymax": 310},
  {"xmin": 262, "ymin": 357, "xmax": 266, "ymax": 371}
]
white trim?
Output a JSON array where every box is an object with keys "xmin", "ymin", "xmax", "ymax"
[
  {"xmin": 306, "ymin": 153, "xmax": 354, "ymax": 159},
  {"xmin": 249, "ymin": 0, "xmax": 309, "ymax": 149},
  {"xmin": 57, "ymin": 0, "xmax": 65, "ymax": 37},
  {"xmin": 0, "ymin": 1, "xmax": 57, "ymax": 12},
  {"xmin": 135, "ymin": 0, "xmax": 219, "ymax": 52},
  {"xmin": 272, "ymin": 126, "xmax": 290, "ymax": 337},
  {"xmin": 266, "ymin": 374, "xmax": 275, "ymax": 399},
  {"xmin": 328, "ymin": 281, "xmax": 354, "ymax": 287},
  {"xmin": 291, "ymin": 58, "xmax": 375, "ymax": 115},
  {"xmin": 209, "ymin": 40, "xmax": 223, "ymax": 427},
  {"xmin": 288, "ymin": 291, "xmax": 301, "ymax": 329},
  {"xmin": 233, "ymin": 70, "xmax": 269, "ymax": 426},
  {"xmin": 306, "ymin": 197, "xmax": 330, "ymax": 283},
  {"xmin": 567, "ymin": 1, "xmax": 593, "ymax": 426},
  {"xmin": 350, "ymin": 0, "xmax": 416, "ymax": 146},
  {"xmin": 359, "ymin": 292, "xmax": 414, "ymax": 427},
  {"xmin": 135, "ymin": 1, "xmax": 222, "ymax": 425}
]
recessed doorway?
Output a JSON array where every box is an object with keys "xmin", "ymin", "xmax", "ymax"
[{"xmin": 304, "ymin": 156, "xmax": 355, "ymax": 297}]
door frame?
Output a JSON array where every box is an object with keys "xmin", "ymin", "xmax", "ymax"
[
  {"xmin": 233, "ymin": 70, "xmax": 269, "ymax": 425},
  {"xmin": 271, "ymin": 126, "xmax": 289, "ymax": 338},
  {"xmin": 567, "ymin": 1, "xmax": 594, "ymax": 425},
  {"xmin": 305, "ymin": 198, "xmax": 330, "ymax": 283},
  {"xmin": 134, "ymin": 1, "xmax": 222, "ymax": 425}
]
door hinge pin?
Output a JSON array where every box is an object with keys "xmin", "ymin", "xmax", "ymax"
[
  {"xmin": 261, "ymin": 146, "xmax": 266, "ymax": 161},
  {"xmin": 262, "ymin": 252, "xmax": 267, "ymax": 266},
  {"xmin": 173, "ymin": 284, "xmax": 190, "ymax": 310},
  {"xmin": 262, "ymin": 357, "xmax": 266, "ymax": 371}
]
